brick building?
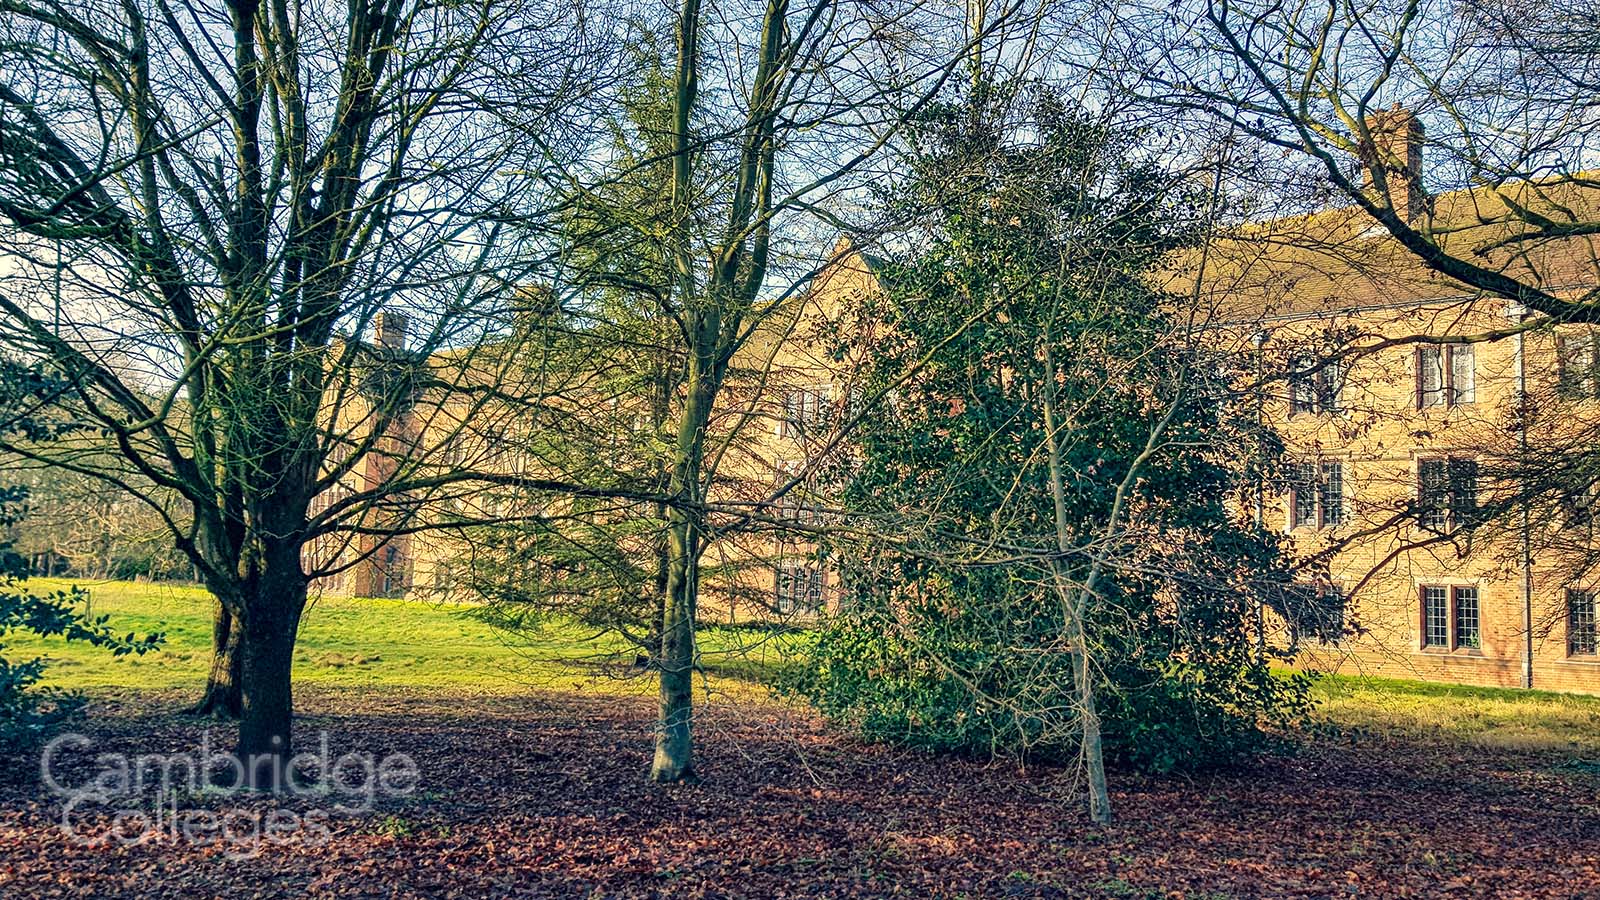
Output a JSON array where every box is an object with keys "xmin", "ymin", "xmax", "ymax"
[
  {"xmin": 350, "ymin": 111, "xmax": 1600, "ymax": 693},
  {"xmin": 1189, "ymin": 110, "xmax": 1600, "ymax": 692},
  {"xmin": 303, "ymin": 311, "xmax": 417, "ymax": 598}
]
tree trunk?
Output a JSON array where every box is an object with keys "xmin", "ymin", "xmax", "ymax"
[
  {"xmin": 187, "ymin": 599, "xmax": 243, "ymax": 718},
  {"xmin": 649, "ymin": 320, "xmax": 715, "ymax": 783},
  {"xmin": 1041, "ymin": 338, "xmax": 1113, "ymax": 825},
  {"xmin": 235, "ymin": 562, "xmax": 306, "ymax": 791},
  {"xmin": 651, "ymin": 509, "xmax": 698, "ymax": 782},
  {"xmin": 1073, "ymin": 636, "xmax": 1111, "ymax": 825}
]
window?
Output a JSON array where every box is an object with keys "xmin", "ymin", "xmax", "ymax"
[
  {"xmin": 774, "ymin": 460, "xmax": 819, "ymax": 525},
  {"xmin": 1289, "ymin": 358, "xmax": 1342, "ymax": 415},
  {"xmin": 1452, "ymin": 587, "xmax": 1480, "ymax": 649},
  {"xmin": 1561, "ymin": 478, "xmax": 1600, "ymax": 526},
  {"xmin": 1289, "ymin": 459, "xmax": 1344, "ymax": 530},
  {"xmin": 1416, "ymin": 344, "xmax": 1474, "ymax": 408},
  {"xmin": 1558, "ymin": 332, "xmax": 1600, "ymax": 398},
  {"xmin": 308, "ymin": 484, "xmax": 350, "ymax": 518},
  {"xmin": 1417, "ymin": 457, "xmax": 1477, "ymax": 532},
  {"xmin": 842, "ymin": 383, "xmax": 866, "ymax": 421},
  {"xmin": 1421, "ymin": 584, "xmax": 1482, "ymax": 650},
  {"xmin": 779, "ymin": 385, "xmax": 832, "ymax": 438},
  {"xmin": 1319, "ymin": 460, "xmax": 1344, "ymax": 527},
  {"xmin": 1451, "ymin": 345, "xmax": 1475, "ymax": 405},
  {"xmin": 775, "ymin": 562, "xmax": 824, "ymax": 613},
  {"xmin": 1422, "ymin": 585, "xmax": 1449, "ymax": 648},
  {"xmin": 1289, "ymin": 370, "xmax": 1312, "ymax": 415},
  {"xmin": 431, "ymin": 561, "xmax": 455, "ymax": 592},
  {"xmin": 1568, "ymin": 590, "xmax": 1598, "ymax": 656},
  {"xmin": 1281, "ymin": 582, "xmax": 1346, "ymax": 644},
  {"xmin": 1290, "ymin": 463, "xmax": 1317, "ymax": 528},
  {"xmin": 381, "ymin": 544, "xmax": 402, "ymax": 596}
]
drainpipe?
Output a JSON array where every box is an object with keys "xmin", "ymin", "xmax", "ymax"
[
  {"xmin": 1253, "ymin": 329, "xmax": 1270, "ymax": 663},
  {"xmin": 1510, "ymin": 301, "xmax": 1534, "ymax": 690}
]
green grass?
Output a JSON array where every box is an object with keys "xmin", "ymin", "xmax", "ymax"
[
  {"xmin": 13, "ymin": 580, "xmax": 1600, "ymax": 756},
  {"xmin": 1312, "ymin": 672, "xmax": 1600, "ymax": 754},
  {"xmin": 6, "ymin": 579, "xmax": 794, "ymax": 697}
]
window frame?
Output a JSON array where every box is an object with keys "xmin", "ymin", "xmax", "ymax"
[
  {"xmin": 1418, "ymin": 583, "xmax": 1483, "ymax": 652},
  {"xmin": 1560, "ymin": 478, "xmax": 1600, "ymax": 526},
  {"xmin": 1557, "ymin": 332, "xmax": 1600, "ymax": 399},
  {"xmin": 1416, "ymin": 456, "xmax": 1478, "ymax": 533},
  {"xmin": 1289, "ymin": 357, "xmax": 1343, "ymax": 416},
  {"xmin": 774, "ymin": 560, "xmax": 825, "ymax": 614},
  {"xmin": 1284, "ymin": 581, "xmax": 1347, "ymax": 645},
  {"xmin": 1288, "ymin": 458, "xmax": 1345, "ymax": 531},
  {"xmin": 1452, "ymin": 586, "xmax": 1481, "ymax": 650},
  {"xmin": 1421, "ymin": 585, "xmax": 1450, "ymax": 649},
  {"xmin": 773, "ymin": 459, "xmax": 820, "ymax": 526},
  {"xmin": 380, "ymin": 544, "xmax": 402, "ymax": 596},
  {"xmin": 1568, "ymin": 589, "xmax": 1598, "ymax": 657},
  {"xmin": 1319, "ymin": 459, "xmax": 1345, "ymax": 528},
  {"xmin": 1415, "ymin": 344, "xmax": 1475, "ymax": 409},
  {"xmin": 779, "ymin": 384, "xmax": 834, "ymax": 439}
]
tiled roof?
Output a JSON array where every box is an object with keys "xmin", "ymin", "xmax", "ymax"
[{"xmin": 1171, "ymin": 175, "xmax": 1600, "ymax": 323}]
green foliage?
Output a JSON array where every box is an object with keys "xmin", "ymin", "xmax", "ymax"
[
  {"xmin": 788, "ymin": 86, "xmax": 1312, "ymax": 773},
  {"xmin": 793, "ymin": 576, "xmax": 1314, "ymax": 772},
  {"xmin": 463, "ymin": 500, "xmax": 667, "ymax": 641},
  {"xmin": 789, "ymin": 581, "xmax": 1081, "ymax": 757},
  {"xmin": 461, "ymin": 38, "xmax": 708, "ymax": 658}
]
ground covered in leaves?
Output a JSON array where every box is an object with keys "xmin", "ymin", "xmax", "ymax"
[{"xmin": 1, "ymin": 687, "xmax": 1597, "ymax": 899}]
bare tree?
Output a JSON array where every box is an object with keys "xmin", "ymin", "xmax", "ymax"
[
  {"xmin": 0, "ymin": 0, "xmax": 601, "ymax": 777},
  {"xmin": 617, "ymin": 0, "xmax": 1026, "ymax": 782},
  {"xmin": 8, "ymin": 461, "xmax": 187, "ymax": 580}
]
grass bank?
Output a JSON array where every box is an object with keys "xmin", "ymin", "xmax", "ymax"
[
  {"xmin": 1312, "ymin": 671, "xmax": 1600, "ymax": 754},
  {"xmin": 8, "ymin": 579, "xmax": 796, "ymax": 697}
]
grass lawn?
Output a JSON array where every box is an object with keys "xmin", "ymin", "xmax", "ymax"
[
  {"xmin": 7, "ymin": 578, "xmax": 797, "ymax": 697},
  {"xmin": 18, "ymin": 573, "xmax": 1600, "ymax": 749},
  {"xmin": 13, "ymin": 578, "xmax": 1600, "ymax": 754},
  {"xmin": 1312, "ymin": 671, "xmax": 1600, "ymax": 754}
]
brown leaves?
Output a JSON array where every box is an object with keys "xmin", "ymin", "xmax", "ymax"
[{"xmin": 0, "ymin": 686, "xmax": 1595, "ymax": 898}]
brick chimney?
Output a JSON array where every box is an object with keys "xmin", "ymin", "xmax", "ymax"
[
  {"xmin": 373, "ymin": 311, "xmax": 408, "ymax": 351},
  {"xmin": 1363, "ymin": 105, "xmax": 1425, "ymax": 223}
]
